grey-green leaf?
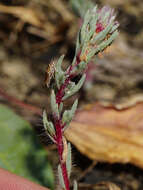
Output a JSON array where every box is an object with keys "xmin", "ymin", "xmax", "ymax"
[
  {"xmin": 70, "ymin": 99, "xmax": 78, "ymax": 118},
  {"xmin": 62, "ymin": 99, "xmax": 78, "ymax": 128},
  {"xmin": 59, "ymin": 102, "xmax": 63, "ymax": 114},
  {"xmin": 43, "ymin": 110, "xmax": 55, "ymax": 136},
  {"xmin": 97, "ymin": 30, "xmax": 119, "ymax": 52},
  {"xmin": 66, "ymin": 143, "xmax": 72, "ymax": 178},
  {"xmin": 55, "ymin": 55, "xmax": 65, "ymax": 89},
  {"xmin": 80, "ymin": 10, "xmax": 91, "ymax": 43},
  {"xmin": 77, "ymin": 61, "xmax": 87, "ymax": 72},
  {"xmin": 84, "ymin": 9, "xmax": 98, "ymax": 42},
  {"xmin": 73, "ymin": 180, "xmax": 78, "ymax": 190},
  {"xmin": 51, "ymin": 90, "xmax": 59, "ymax": 118},
  {"xmin": 63, "ymin": 74, "xmax": 86, "ymax": 100},
  {"xmin": 56, "ymin": 55, "xmax": 64, "ymax": 72},
  {"xmin": 58, "ymin": 164, "xmax": 65, "ymax": 189}
]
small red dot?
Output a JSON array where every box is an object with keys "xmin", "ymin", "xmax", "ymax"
[{"xmin": 96, "ymin": 22, "xmax": 104, "ymax": 33}]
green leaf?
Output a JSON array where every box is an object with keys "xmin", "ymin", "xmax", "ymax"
[
  {"xmin": 110, "ymin": 22, "xmax": 119, "ymax": 33},
  {"xmin": 91, "ymin": 21, "xmax": 114, "ymax": 44},
  {"xmin": 51, "ymin": 90, "xmax": 59, "ymax": 118},
  {"xmin": 63, "ymin": 74, "xmax": 86, "ymax": 100},
  {"xmin": 84, "ymin": 8, "xmax": 98, "ymax": 42},
  {"xmin": 80, "ymin": 10, "xmax": 91, "ymax": 43},
  {"xmin": 58, "ymin": 164, "xmax": 65, "ymax": 189},
  {"xmin": 62, "ymin": 99, "xmax": 78, "ymax": 128},
  {"xmin": 56, "ymin": 55, "xmax": 64, "ymax": 73},
  {"xmin": 0, "ymin": 104, "xmax": 54, "ymax": 189},
  {"xmin": 77, "ymin": 61, "xmax": 87, "ymax": 72},
  {"xmin": 59, "ymin": 102, "xmax": 63, "ymax": 114},
  {"xmin": 43, "ymin": 110, "xmax": 55, "ymax": 136},
  {"xmin": 55, "ymin": 55, "xmax": 65, "ymax": 89},
  {"xmin": 67, "ymin": 81, "xmax": 76, "ymax": 91},
  {"xmin": 96, "ymin": 30, "xmax": 119, "ymax": 53},
  {"xmin": 73, "ymin": 180, "xmax": 78, "ymax": 190},
  {"xmin": 66, "ymin": 143, "xmax": 72, "ymax": 178},
  {"xmin": 75, "ymin": 32, "xmax": 80, "ymax": 55}
]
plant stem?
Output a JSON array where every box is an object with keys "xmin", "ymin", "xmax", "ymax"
[
  {"xmin": 44, "ymin": 5, "xmax": 119, "ymax": 190},
  {"xmin": 54, "ymin": 53, "xmax": 81, "ymax": 190},
  {"xmin": 55, "ymin": 119, "xmax": 70, "ymax": 190},
  {"xmin": 56, "ymin": 53, "xmax": 81, "ymax": 104}
]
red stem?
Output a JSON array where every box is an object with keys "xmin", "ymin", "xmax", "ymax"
[
  {"xmin": 55, "ymin": 119, "xmax": 70, "ymax": 190},
  {"xmin": 56, "ymin": 53, "xmax": 81, "ymax": 104},
  {"xmin": 56, "ymin": 76, "xmax": 72, "ymax": 104},
  {"xmin": 54, "ymin": 53, "xmax": 81, "ymax": 190}
]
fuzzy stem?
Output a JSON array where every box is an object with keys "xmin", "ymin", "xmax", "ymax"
[
  {"xmin": 54, "ymin": 53, "xmax": 81, "ymax": 190},
  {"xmin": 55, "ymin": 119, "xmax": 70, "ymax": 190},
  {"xmin": 56, "ymin": 54, "xmax": 81, "ymax": 104},
  {"xmin": 56, "ymin": 76, "xmax": 72, "ymax": 104}
]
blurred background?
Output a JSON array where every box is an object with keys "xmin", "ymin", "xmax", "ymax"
[{"xmin": 0, "ymin": 0, "xmax": 143, "ymax": 190}]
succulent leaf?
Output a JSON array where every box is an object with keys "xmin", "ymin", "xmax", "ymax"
[
  {"xmin": 66, "ymin": 143, "xmax": 72, "ymax": 177},
  {"xmin": 63, "ymin": 74, "xmax": 86, "ymax": 100},
  {"xmin": 58, "ymin": 165, "xmax": 65, "ymax": 189},
  {"xmin": 62, "ymin": 99, "xmax": 78, "ymax": 127},
  {"xmin": 43, "ymin": 110, "xmax": 55, "ymax": 136},
  {"xmin": 55, "ymin": 55, "xmax": 65, "ymax": 89},
  {"xmin": 51, "ymin": 90, "xmax": 59, "ymax": 118},
  {"xmin": 73, "ymin": 180, "xmax": 78, "ymax": 190}
]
